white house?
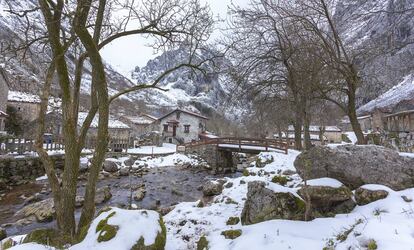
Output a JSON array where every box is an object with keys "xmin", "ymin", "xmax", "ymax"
[
  {"xmin": 287, "ymin": 125, "xmax": 342, "ymax": 143},
  {"xmin": 156, "ymin": 109, "xmax": 208, "ymax": 144}
]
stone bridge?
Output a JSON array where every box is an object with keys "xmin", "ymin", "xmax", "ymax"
[{"xmin": 179, "ymin": 137, "xmax": 288, "ymax": 173}]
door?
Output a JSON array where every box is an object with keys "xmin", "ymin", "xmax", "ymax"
[{"xmin": 173, "ymin": 125, "xmax": 177, "ymax": 137}]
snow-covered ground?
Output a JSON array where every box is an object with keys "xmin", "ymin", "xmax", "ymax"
[
  {"xmin": 5, "ymin": 150, "xmax": 414, "ymax": 250},
  {"xmin": 128, "ymin": 143, "xmax": 176, "ymax": 155},
  {"xmin": 133, "ymin": 153, "xmax": 203, "ymax": 168}
]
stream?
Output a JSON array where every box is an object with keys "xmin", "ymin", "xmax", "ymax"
[{"xmin": 0, "ymin": 165, "xmax": 241, "ymax": 237}]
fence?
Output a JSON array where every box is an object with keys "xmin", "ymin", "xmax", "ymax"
[{"xmin": 0, "ymin": 136, "xmax": 130, "ymax": 155}]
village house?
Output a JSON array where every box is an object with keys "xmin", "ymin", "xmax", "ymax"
[
  {"xmin": 156, "ymin": 108, "xmax": 208, "ymax": 144},
  {"xmin": 356, "ymin": 75, "xmax": 414, "ymax": 151},
  {"xmin": 7, "ymin": 90, "xmax": 42, "ymax": 123},
  {"xmin": 120, "ymin": 113, "xmax": 158, "ymax": 138},
  {"xmin": 0, "ymin": 69, "xmax": 9, "ymax": 133},
  {"xmin": 286, "ymin": 125, "xmax": 342, "ymax": 144}
]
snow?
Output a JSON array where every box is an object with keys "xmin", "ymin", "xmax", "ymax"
[
  {"xmin": 133, "ymin": 153, "xmax": 202, "ymax": 168},
  {"xmin": 77, "ymin": 112, "xmax": 130, "ymax": 129},
  {"xmin": 358, "ymin": 74, "xmax": 414, "ymax": 114},
  {"xmin": 8, "ymin": 243, "xmax": 54, "ymax": 250},
  {"xmin": 35, "ymin": 175, "xmax": 48, "ymax": 181},
  {"xmin": 344, "ymin": 131, "xmax": 358, "ymax": 144},
  {"xmin": 8, "ymin": 91, "xmax": 41, "ymax": 103},
  {"xmin": 71, "ymin": 208, "xmax": 162, "ymax": 250},
  {"xmin": 287, "ymin": 125, "xmax": 342, "ymax": 132},
  {"xmin": 306, "ymin": 178, "xmax": 344, "ymax": 188},
  {"xmin": 128, "ymin": 143, "xmax": 176, "ymax": 155},
  {"xmin": 7, "ymin": 147, "xmax": 414, "ymax": 250},
  {"xmin": 218, "ymin": 144, "xmax": 286, "ymax": 153},
  {"xmin": 399, "ymin": 152, "xmax": 414, "ymax": 158}
]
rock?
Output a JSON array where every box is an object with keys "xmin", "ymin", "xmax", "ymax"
[
  {"xmin": 75, "ymin": 196, "xmax": 84, "ymax": 208},
  {"xmin": 255, "ymin": 155, "xmax": 274, "ymax": 168},
  {"xmin": 298, "ymin": 184, "xmax": 355, "ymax": 217},
  {"xmin": 241, "ymin": 181, "xmax": 305, "ymax": 225},
  {"xmin": 124, "ymin": 157, "xmax": 135, "ymax": 167},
  {"xmin": 15, "ymin": 198, "xmax": 55, "ymax": 222},
  {"xmin": 0, "ymin": 227, "xmax": 6, "ymax": 241},
  {"xmin": 240, "ymin": 180, "xmax": 246, "ymax": 184},
  {"xmin": 79, "ymin": 160, "xmax": 89, "ymax": 173},
  {"xmin": 95, "ymin": 186, "xmax": 112, "ymax": 204},
  {"xmin": 355, "ymin": 187, "xmax": 389, "ymax": 206},
  {"xmin": 134, "ymin": 188, "xmax": 146, "ymax": 201},
  {"xmin": 24, "ymin": 193, "xmax": 42, "ymax": 205},
  {"xmin": 103, "ymin": 160, "xmax": 119, "ymax": 173},
  {"xmin": 294, "ymin": 145, "xmax": 414, "ymax": 190},
  {"xmin": 221, "ymin": 229, "xmax": 242, "ymax": 239},
  {"xmin": 224, "ymin": 182, "xmax": 233, "ymax": 188},
  {"xmin": 202, "ymin": 180, "xmax": 224, "ymax": 196},
  {"xmin": 226, "ymin": 217, "xmax": 240, "ymax": 225},
  {"xmin": 282, "ymin": 169, "xmax": 296, "ymax": 176},
  {"xmin": 23, "ymin": 228, "xmax": 69, "ymax": 248},
  {"xmin": 119, "ymin": 167, "xmax": 130, "ymax": 176},
  {"xmin": 197, "ymin": 236, "xmax": 209, "ymax": 250},
  {"xmin": 401, "ymin": 195, "xmax": 412, "ymax": 202}
]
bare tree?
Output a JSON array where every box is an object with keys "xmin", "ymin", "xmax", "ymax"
[{"xmin": 5, "ymin": 0, "xmax": 213, "ymax": 239}]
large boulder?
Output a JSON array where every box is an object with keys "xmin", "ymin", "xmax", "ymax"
[
  {"xmin": 75, "ymin": 208, "xmax": 166, "ymax": 250},
  {"xmin": 15, "ymin": 198, "xmax": 55, "ymax": 222},
  {"xmin": 297, "ymin": 180, "xmax": 355, "ymax": 217},
  {"xmin": 103, "ymin": 160, "xmax": 119, "ymax": 173},
  {"xmin": 202, "ymin": 180, "xmax": 224, "ymax": 196},
  {"xmin": 355, "ymin": 186, "xmax": 389, "ymax": 206},
  {"xmin": 294, "ymin": 145, "xmax": 414, "ymax": 190},
  {"xmin": 241, "ymin": 181, "xmax": 305, "ymax": 225}
]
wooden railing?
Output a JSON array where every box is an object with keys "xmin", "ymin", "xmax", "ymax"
[
  {"xmin": 0, "ymin": 136, "xmax": 131, "ymax": 155},
  {"xmin": 182, "ymin": 137, "xmax": 289, "ymax": 154},
  {"xmin": 0, "ymin": 137, "xmax": 65, "ymax": 155}
]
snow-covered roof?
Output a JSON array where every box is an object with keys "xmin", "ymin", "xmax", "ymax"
[
  {"xmin": 8, "ymin": 91, "xmax": 41, "ymax": 103},
  {"xmin": 358, "ymin": 74, "xmax": 414, "ymax": 115},
  {"xmin": 287, "ymin": 125, "xmax": 341, "ymax": 132},
  {"xmin": 158, "ymin": 108, "xmax": 208, "ymax": 121},
  {"xmin": 124, "ymin": 114, "xmax": 157, "ymax": 125},
  {"xmin": 78, "ymin": 112, "xmax": 130, "ymax": 129},
  {"xmin": 274, "ymin": 132, "xmax": 327, "ymax": 141}
]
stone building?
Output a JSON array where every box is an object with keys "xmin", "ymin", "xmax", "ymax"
[
  {"xmin": 7, "ymin": 91, "xmax": 41, "ymax": 123},
  {"xmin": 0, "ymin": 69, "xmax": 9, "ymax": 133},
  {"xmin": 120, "ymin": 113, "xmax": 157, "ymax": 138},
  {"xmin": 287, "ymin": 125, "xmax": 342, "ymax": 144},
  {"xmin": 156, "ymin": 109, "xmax": 208, "ymax": 144}
]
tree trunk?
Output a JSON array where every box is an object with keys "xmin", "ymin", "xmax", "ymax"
[
  {"xmin": 303, "ymin": 119, "xmax": 312, "ymax": 150},
  {"xmin": 347, "ymin": 81, "xmax": 366, "ymax": 144}
]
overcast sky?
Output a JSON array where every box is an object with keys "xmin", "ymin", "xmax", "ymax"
[{"xmin": 101, "ymin": 0, "xmax": 250, "ymax": 78}]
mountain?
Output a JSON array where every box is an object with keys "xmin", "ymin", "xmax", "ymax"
[{"xmin": 332, "ymin": 0, "xmax": 414, "ymax": 105}]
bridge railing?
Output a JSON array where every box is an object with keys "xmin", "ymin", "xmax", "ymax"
[{"xmin": 182, "ymin": 137, "xmax": 288, "ymax": 154}]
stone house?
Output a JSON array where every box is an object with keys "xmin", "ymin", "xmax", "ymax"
[
  {"xmin": 120, "ymin": 114, "xmax": 158, "ymax": 138},
  {"xmin": 156, "ymin": 109, "xmax": 208, "ymax": 144},
  {"xmin": 7, "ymin": 91, "xmax": 41, "ymax": 122},
  {"xmin": 287, "ymin": 125, "xmax": 342, "ymax": 144},
  {"xmin": 0, "ymin": 69, "xmax": 9, "ymax": 133}
]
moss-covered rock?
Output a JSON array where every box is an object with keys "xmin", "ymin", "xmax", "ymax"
[
  {"xmin": 95, "ymin": 211, "xmax": 118, "ymax": 243},
  {"xmin": 1, "ymin": 238, "xmax": 14, "ymax": 249},
  {"xmin": 255, "ymin": 155, "xmax": 274, "ymax": 168},
  {"xmin": 298, "ymin": 185, "xmax": 355, "ymax": 217},
  {"xmin": 131, "ymin": 216, "xmax": 166, "ymax": 250},
  {"xmin": 241, "ymin": 181, "xmax": 305, "ymax": 225},
  {"xmin": 355, "ymin": 187, "xmax": 389, "ymax": 206},
  {"xmin": 196, "ymin": 236, "xmax": 209, "ymax": 250},
  {"xmin": 221, "ymin": 229, "xmax": 242, "ymax": 239},
  {"xmin": 271, "ymin": 175, "xmax": 290, "ymax": 186},
  {"xmin": 23, "ymin": 228, "xmax": 71, "ymax": 248},
  {"xmin": 242, "ymin": 169, "xmax": 249, "ymax": 176},
  {"xmin": 226, "ymin": 217, "xmax": 240, "ymax": 225}
]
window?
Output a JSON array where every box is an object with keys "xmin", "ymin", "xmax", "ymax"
[
  {"xmin": 184, "ymin": 125, "xmax": 190, "ymax": 133},
  {"xmin": 163, "ymin": 124, "xmax": 169, "ymax": 132},
  {"xmin": 176, "ymin": 111, "xmax": 181, "ymax": 120}
]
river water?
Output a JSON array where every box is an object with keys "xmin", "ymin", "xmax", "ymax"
[{"xmin": 0, "ymin": 165, "xmax": 240, "ymax": 236}]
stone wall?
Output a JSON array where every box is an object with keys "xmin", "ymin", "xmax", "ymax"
[
  {"xmin": 185, "ymin": 144, "xmax": 236, "ymax": 173},
  {"xmin": 0, "ymin": 154, "xmax": 65, "ymax": 186},
  {"xmin": 0, "ymin": 69, "xmax": 8, "ymax": 113}
]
